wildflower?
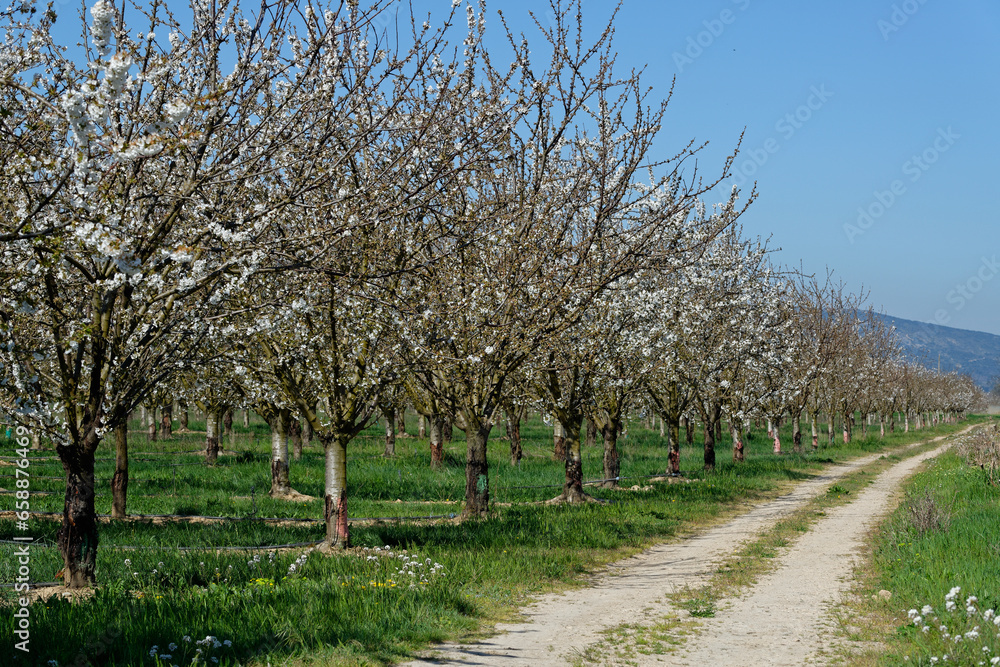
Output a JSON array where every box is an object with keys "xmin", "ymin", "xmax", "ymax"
[
  {"xmin": 183, "ymin": 636, "xmax": 191, "ymax": 642},
  {"xmin": 991, "ymin": 658, "xmax": 1000, "ymax": 665},
  {"xmin": 223, "ymin": 640, "xmax": 232, "ymax": 647},
  {"xmin": 159, "ymin": 655, "xmax": 171, "ymax": 660},
  {"xmin": 48, "ymin": 661, "xmax": 59, "ymax": 666},
  {"xmin": 947, "ymin": 601, "xmax": 957, "ymax": 612},
  {"xmin": 168, "ymin": 643, "xmax": 177, "ymax": 650},
  {"xmin": 124, "ymin": 559, "xmax": 131, "ymax": 567},
  {"xmin": 923, "ymin": 605, "xmax": 934, "ymax": 615}
]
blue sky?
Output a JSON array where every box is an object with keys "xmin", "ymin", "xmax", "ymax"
[
  {"xmin": 414, "ymin": 0, "xmax": 1000, "ymax": 334},
  {"xmin": 46, "ymin": 0, "xmax": 1000, "ymax": 333}
]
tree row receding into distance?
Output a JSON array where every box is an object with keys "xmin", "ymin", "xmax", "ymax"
[{"xmin": 0, "ymin": 0, "xmax": 985, "ymax": 587}]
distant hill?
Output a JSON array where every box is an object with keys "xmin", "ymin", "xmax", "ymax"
[{"xmin": 875, "ymin": 314, "xmax": 1000, "ymax": 390}]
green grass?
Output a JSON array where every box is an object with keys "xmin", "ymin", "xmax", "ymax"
[
  {"xmin": 837, "ymin": 422, "xmax": 1000, "ymax": 666},
  {"xmin": 0, "ymin": 412, "xmax": 982, "ymax": 666}
]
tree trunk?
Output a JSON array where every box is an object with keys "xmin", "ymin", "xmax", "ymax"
[
  {"xmin": 303, "ymin": 404, "xmax": 315, "ymax": 447},
  {"xmin": 442, "ymin": 416, "xmax": 453, "ymax": 445},
  {"xmin": 772, "ymin": 417, "xmax": 782, "ymax": 453},
  {"xmin": 659, "ymin": 416, "xmax": 665, "ymax": 437},
  {"xmin": 429, "ymin": 415, "xmax": 444, "ymax": 468},
  {"xmin": 508, "ymin": 410, "xmax": 523, "ymax": 466},
  {"xmin": 290, "ymin": 417, "xmax": 303, "ymax": 461},
  {"xmin": 684, "ymin": 415, "xmax": 695, "ymax": 446},
  {"xmin": 585, "ymin": 418, "xmax": 597, "ymax": 448},
  {"xmin": 730, "ymin": 423, "xmax": 744, "ymax": 462},
  {"xmin": 147, "ymin": 406, "xmax": 157, "ymax": 442},
  {"xmin": 381, "ymin": 406, "xmax": 396, "ymax": 458},
  {"xmin": 223, "ymin": 408, "xmax": 233, "ymax": 442},
  {"xmin": 667, "ymin": 414, "xmax": 681, "ymax": 475},
  {"xmin": 269, "ymin": 409, "xmax": 292, "ymax": 497},
  {"xmin": 828, "ymin": 412, "xmax": 835, "ymax": 445},
  {"xmin": 396, "ymin": 407, "xmax": 408, "ymax": 438},
  {"xmin": 110, "ymin": 423, "xmax": 128, "ymax": 520},
  {"xmin": 811, "ymin": 413, "xmax": 819, "ymax": 450},
  {"xmin": 703, "ymin": 418, "xmax": 716, "ymax": 471},
  {"xmin": 601, "ymin": 421, "xmax": 621, "ymax": 488},
  {"xmin": 842, "ymin": 412, "xmax": 852, "ymax": 443},
  {"xmin": 890, "ymin": 411, "xmax": 896, "ymax": 433},
  {"xmin": 879, "ymin": 414, "xmax": 885, "ymax": 438},
  {"xmin": 418, "ymin": 414, "xmax": 427, "ymax": 439},
  {"xmin": 552, "ymin": 420, "xmax": 567, "ymax": 462},
  {"xmin": 767, "ymin": 418, "xmax": 773, "ymax": 438},
  {"xmin": 243, "ymin": 409, "xmax": 250, "ymax": 428},
  {"xmin": 205, "ymin": 411, "xmax": 220, "ymax": 464},
  {"xmin": 560, "ymin": 420, "xmax": 586, "ymax": 502},
  {"xmin": 160, "ymin": 401, "xmax": 173, "ymax": 439},
  {"xmin": 57, "ymin": 441, "xmax": 98, "ymax": 588},
  {"xmin": 323, "ymin": 434, "xmax": 349, "ymax": 548},
  {"xmin": 178, "ymin": 401, "xmax": 189, "ymax": 432},
  {"xmin": 792, "ymin": 414, "xmax": 802, "ymax": 454},
  {"xmin": 463, "ymin": 421, "xmax": 492, "ymax": 516},
  {"xmin": 715, "ymin": 418, "xmax": 722, "ymax": 445}
]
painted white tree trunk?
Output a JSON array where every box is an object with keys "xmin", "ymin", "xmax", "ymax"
[
  {"xmin": 269, "ymin": 410, "xmax": 291, "ymax": 496},
  {"xmin": 325, "ymin": 436, "xmax": 349, "ymax": 547}
]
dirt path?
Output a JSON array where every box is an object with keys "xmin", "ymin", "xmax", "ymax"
[{"xmin": 401, "ymin": 430, "xmax": 968, "ymax": 666}]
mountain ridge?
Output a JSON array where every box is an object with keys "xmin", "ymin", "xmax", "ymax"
[{"xmin": 876, "ymin": 313, "xmax": 1000, "ymax": 389}]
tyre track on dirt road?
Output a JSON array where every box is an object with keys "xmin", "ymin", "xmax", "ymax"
[
  {"xmin": 658, "ymin": 433, "xmax": 965, "ymax": 666},
  {"xmin": 400, "ymin": 429, "xmax": 971, "ymax": 667}
]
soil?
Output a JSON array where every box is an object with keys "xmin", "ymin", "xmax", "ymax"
[{"xmin": 400, "ymin": 429, "xmax": 968, "ymax": 666}]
